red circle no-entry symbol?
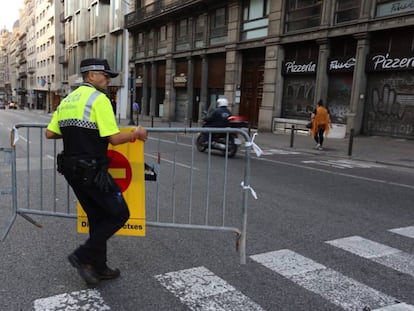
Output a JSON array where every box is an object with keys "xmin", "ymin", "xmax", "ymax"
[{"xmin": 107, "ymin": 150, "xmax": 132, "ymax": 192}]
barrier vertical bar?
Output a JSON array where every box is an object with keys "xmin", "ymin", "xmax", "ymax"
[{"xmin": 1, "ymin": 147, "xmax": 17, "ymax": 241}]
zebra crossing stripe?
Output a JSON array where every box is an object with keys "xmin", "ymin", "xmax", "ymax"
[
  {"xmin": 389, "ymin": 226, "xmax": 414, "ymax": 239},
  {"xmin": 155, "ymin": 266, "xmax": 264, "ymax": 311},
  {"xmin": 373, "ymin": 303, "xmax": 414, "ymax": 310},
  {"xmin": 250, "ymin": 249, "xmax": 403, "ymax": 311},
  {"xmin": 33, "ymin": 289, "xmax": 110, "ymax": 310},
  {"xmin": 326, "ymin": 236, "xmax": 414, "ymax": 278}
]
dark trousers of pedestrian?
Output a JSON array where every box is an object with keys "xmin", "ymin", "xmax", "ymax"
[
  {"xmin": 65, "ymin": 174, "xmax": 130, "ymax": 272},
  {"xmin": 314, "ymin": 127, "xmax": 325, "ymax": 146}
]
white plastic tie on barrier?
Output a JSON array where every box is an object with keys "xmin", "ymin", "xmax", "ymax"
[
  {"xmin": 245, "ymin": 132, "xmax": 263, "ymax": 157},
  {"xmin": 12, "ymin": 127, "xmax": 19, "ymax": 146},
  {"xmin": 241, "ymin": 181, "xmax": 258, "ymax": 199}
]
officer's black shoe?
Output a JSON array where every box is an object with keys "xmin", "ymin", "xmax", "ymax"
[
  {"xmin": 96, "ymin": 267, "xmax": 121, "ymax": 280},
  {"xmin": 68, "ymin": 253, "xmax": 100, "ymax": 285}
]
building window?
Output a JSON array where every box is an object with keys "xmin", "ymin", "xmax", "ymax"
[
  {"xmin": 178, "ymin": 19, "xmax": 189, "ymax": 39},
  {"xmin": 159, "ymin": 25, "xmax": 167, "ymax": 42},
  {"xmin": 285, "ymin": 0, "xmax": 322, "ymax": 32},
  {"xmin": 176, "ymin": 19, "xmax": 191, "ymax": 51},
  {"xmin": 134, "ymin": 32, "xmax": 145, "ymax": 59},
  {"xmin": 335, "ymin": 0, "xmax": 360, "ymax": 23},
  {"xmin": 376, "ymin": 0, "xmax": 414, "ymax": 17},
  {"xmin": 195, "ymin": 14, "xmax": 206, "ymax": 48},
  {"xmin": 137, "ymin": 32, "xmax": 144, "ymax": 46},
  {"xmin": 242, "ymin": 0, "xmax": 270, "ymax": 40},
  {"xmin": 209, "ymin": 7, "xmax": 227, "ymax": 45}
]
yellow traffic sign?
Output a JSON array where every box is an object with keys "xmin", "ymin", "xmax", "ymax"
[{"xmin": 77, "ymin": 127, "xmax": 146, "ymax": 236}]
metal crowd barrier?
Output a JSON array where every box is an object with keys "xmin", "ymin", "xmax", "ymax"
[
  {"xmin": 0, "ymin": 147, "xmax": 16, "ymax": 240},
  {"xmin": 1, "ymin": 123, "xmax": 258, "ymax": 264}
]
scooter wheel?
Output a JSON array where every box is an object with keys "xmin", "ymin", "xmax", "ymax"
[
  {"xmin": 227, "ymin": 143, "xmax": 238, "ymax": 158},
  {"xmin": 196, "ymin": 135, "xmax": 207, "ymax": 152}
]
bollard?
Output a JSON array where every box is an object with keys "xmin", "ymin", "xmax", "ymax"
[
  {"xmin": 189, "ymin": 119, "xmax": 192, "ymax": 128},
  {"xmin": 290, "ymin": 125, "xmax": 295, "ymax": 148},
  {"xmin": 348, "ymin": 128, "xmax": 354, "ymax": 156},
  {"xmin": 248, "ymin": 123, "xmax": 251, "ymax": 137},
  {"xmin": 151, "ymin": 115, "xmax": 154, "ymax": 128}
]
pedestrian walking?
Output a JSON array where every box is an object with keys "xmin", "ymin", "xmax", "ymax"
[
  {"xmin": 45, "ymin": 58, "xmax": 148, "ymax": 285},
  {"xmin": 133, "ymin": 100, "xmax": 140, "ymax": 124},
  {"xmin": 132, "ymin": 101, "xmax": 140, "ymax": 114},
  {"xmin": 310, "ymin": 99, "xmax": 331, "ymax": 150}
]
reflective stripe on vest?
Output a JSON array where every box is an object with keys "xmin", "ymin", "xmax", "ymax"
[{"xmin": 83, "ymin": 90, "xmax": 101, "ymax": 121}]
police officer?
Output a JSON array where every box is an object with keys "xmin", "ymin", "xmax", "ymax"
[{"xmin": 45, "ymin": 58, "xmax": 148, "ymax": 285}]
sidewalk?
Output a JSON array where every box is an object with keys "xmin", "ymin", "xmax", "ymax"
[
  {"xmin": 124, "ymin": 116, "xmax": 414, "ymax": 170},
  {"xmin": 253, "ymin": 131, "xmax": 414, "ymax": 169}
]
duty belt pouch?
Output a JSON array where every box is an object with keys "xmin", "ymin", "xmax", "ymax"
[
  {"xmin": 77, "ymin": 159, "xmax": 98, "ymax": 187},
  {"xmin": 93, "ymin": 158, "xmax": 112, "ymax": 192}
]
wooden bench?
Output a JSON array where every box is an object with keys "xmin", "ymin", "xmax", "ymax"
[{"xmin": 272, "ymin": 117, "xmax": 309, "ymax": 135}]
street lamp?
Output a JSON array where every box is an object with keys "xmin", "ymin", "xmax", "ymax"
[
  {"xmin": 128, "ymin": 63, "xmax": 135, "ymax": 125},
  {"xmin": 47, "ymin": 81, "xmax": 51, "ymax": 113}
]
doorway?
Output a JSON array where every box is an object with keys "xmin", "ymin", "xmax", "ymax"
[{"xmin": 239, "ymin": 49, "xmax": 265, "ymax": 128}]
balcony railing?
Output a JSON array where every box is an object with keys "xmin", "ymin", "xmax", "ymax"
[{"xmin": 125, "ymin": 0, "xmax": 205, "ymax": 28}]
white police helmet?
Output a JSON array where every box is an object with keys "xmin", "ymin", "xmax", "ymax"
[{"xmin": 217, "ymin": 97, "xmax": 229, "ymax": 107}]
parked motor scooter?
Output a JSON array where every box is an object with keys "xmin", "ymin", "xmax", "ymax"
[{"xmin": 196, "ymin": 115, "xmax": 249, "ymax": 158}]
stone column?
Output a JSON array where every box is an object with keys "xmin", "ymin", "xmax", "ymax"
[
  {"xmin": 164, "ymin": 22, "xmax": 175, "ymax": 121},
  {"xmin": 225, "ymin": 1, "xmax": 240, "ymax": 110},
  {"xmin": 259, "ymin": 40, "xmax": 281, "ymax": 131},
  {"xmin": 142, "ymin": 63, "xmax": 148, "ymax": 115},
  {"xmin": 348, "ymin": 33, "xmax": 370, "ymax": 134},
  {"xmin": 150, "ymin": 62, "xmax": 157, "ymax": 116},
  {"xmin": 224, "ymin": 48, "xmax": 238, "ymax": 110},
  {"xmin": 315, "ymin": 38, "xmax": 330, "ymax": 104},
  {"xmin": 164, "ymin": 55, "xmax": 174, "ymax": 122},
  {"xmin": 186, "ymin": 56, "xmax": 194, "ymax": 124},
  {"xmin": 199, "ymin": 54, "xmax": 208, "ymax": 122}
]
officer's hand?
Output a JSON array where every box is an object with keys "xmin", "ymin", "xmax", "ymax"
[{"xmin": 135, "ymin": 126, "xmax": 148, "ymax": 142}]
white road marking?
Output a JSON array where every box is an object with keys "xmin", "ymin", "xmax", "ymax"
[
  {"xmin": 302, "ymin": 159, "xmax": 385, "ymax": 169},
  {"xmin": 155, "ymin": 266, "xmax": 264, "ymax": 311},
  {"xmin": 33, "ymin": 289, "xmax": 110, "ymax": 310},
  {"xmin": 145, "ymin": 153, "xmax": 198, "ymax": 170},
  {"xmin": 261, "ymin": 149, "xmax": 301, "ymax": 155},
  {"xmin": 256, "ymin": 157, "xmax": 414, "ymax": 190},
  {"xmin": 148, "ymin": 136, "xmax": 192, "ymax": 147},
  {"xmin": 373, "ymin": 303, "xmax": 414, "ymax": 310},
  {"xmin": 326, "ymin": 236, "xmax": 414, "ymax": 277},
  {"xmin": 250, "ymin": 249, "xmax": 406, "ymax": 311},
  {"xmin": 388, "ymin": 226, "xmax": 414, "ymax": 239},
  {"xmin": 332, "ymin": 159, "xmax": 384, "ymax": 168}
]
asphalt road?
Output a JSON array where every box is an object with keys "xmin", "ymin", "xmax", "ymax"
[{"xmin": 1, "ymin": 110, "xmax": 414, "ymax": 311}]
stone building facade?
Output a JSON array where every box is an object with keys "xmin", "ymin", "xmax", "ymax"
[{"xmin": 126, "ymin": 0, "xmax": 414, "ymax": 139}]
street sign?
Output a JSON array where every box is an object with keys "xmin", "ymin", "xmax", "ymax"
[{"xmin": 77, "ymin": 127, "xmax": 146, "ymax": 236}]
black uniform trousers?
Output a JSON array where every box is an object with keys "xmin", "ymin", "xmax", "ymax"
[{"xmin": 64, "ymin": 172, "xmax": 130, "ymax": 272}]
